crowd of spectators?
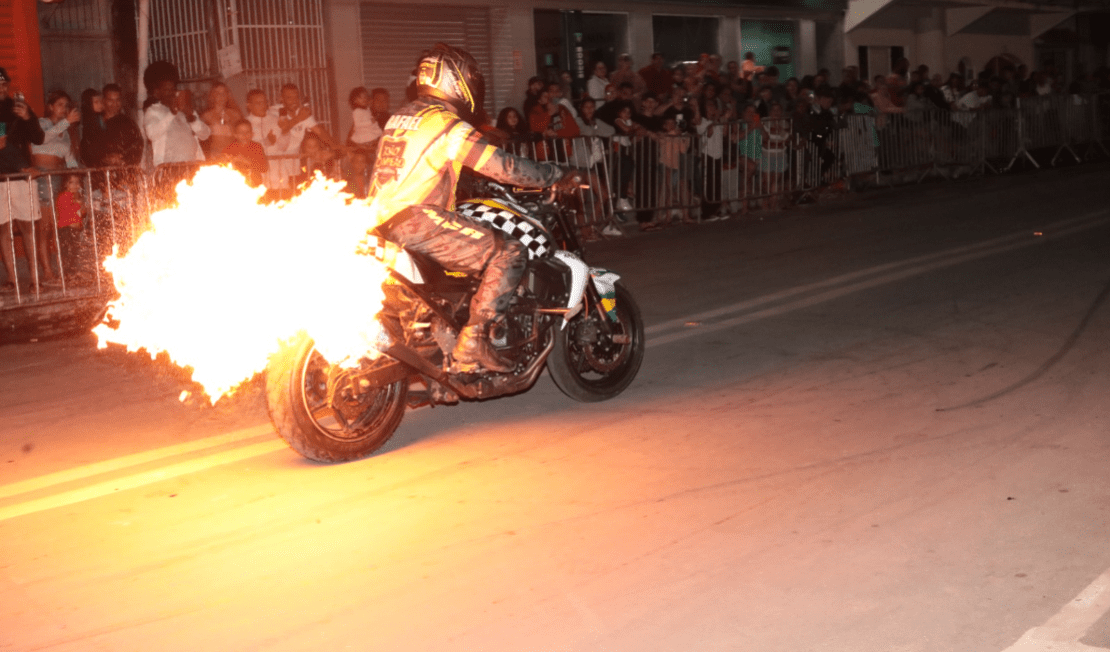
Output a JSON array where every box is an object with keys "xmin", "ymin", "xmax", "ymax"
[
  {"xmin": 3, "ymin": 51, "xmax": 1110, "ymax": 292},
  {"xmin": 476, "ymin": 52, "xmax": 1110, "ymax": 231}
]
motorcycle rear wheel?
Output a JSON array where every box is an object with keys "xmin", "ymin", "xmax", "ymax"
[
  {"xmin": 266, "ymin": 332, "xmax": 407, "ymax": 462},
  {"xmin": 548, "ymin": 283, "xmax": 644, "ymax": 402}
]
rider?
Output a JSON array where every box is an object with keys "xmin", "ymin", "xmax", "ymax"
[{"xmin": 367, "ymin": 43, "xmax": 578, "ymax": 373}]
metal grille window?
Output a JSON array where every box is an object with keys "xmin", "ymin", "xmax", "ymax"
[{"xmin": 145, "ymin": 0, "xmax": 333, "ymax": 130}]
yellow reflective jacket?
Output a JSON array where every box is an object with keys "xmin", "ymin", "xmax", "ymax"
[{"xmin": 368, "ymin": 99, "xmax": 561, "ymax": 218}]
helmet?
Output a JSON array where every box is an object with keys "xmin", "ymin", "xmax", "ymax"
[{"xmin": 416, "ymin": 43, "xmax": 485, "ymax": 116}]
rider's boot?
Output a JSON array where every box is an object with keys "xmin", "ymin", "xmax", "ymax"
[
  {"xmin": 452, "ymin": 237, "xmax": 526, "ymax": 374},
  {"xmin": 453, "ymin": 321, "xmax": 514, "ymax": 373}
]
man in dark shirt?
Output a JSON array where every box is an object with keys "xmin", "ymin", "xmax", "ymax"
[
  {"xmin": 100, "ymin": 84, "xmax": 144, "ymax": 166},
  {"xmin": 638, "ymin": 53, "xmax": 672, "ymax": 99}
]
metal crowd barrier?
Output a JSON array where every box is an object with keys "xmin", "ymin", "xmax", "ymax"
[
  {"xmin": 5, "ymin": 95, "xmax": 1108, "ymax": 317},
  {"xmin": 1, "ymin": 167, "xmax": 150, "ymax": 312}
]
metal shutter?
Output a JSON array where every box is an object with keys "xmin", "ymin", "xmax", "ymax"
[{"xmin": 358, "ymin": 4, "xmax": 502, "ymax": 119}]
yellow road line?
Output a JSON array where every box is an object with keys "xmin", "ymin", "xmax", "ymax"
[
  {"xmin": 0, "ymin": 424, "xmax": 273, "ymax": 500},
  {"xmin": 0, "ymin": 439, "xmax": 288, "ymax": 522}
]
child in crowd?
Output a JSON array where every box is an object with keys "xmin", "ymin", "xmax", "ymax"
[
  {"xmin": 54, "ymin": 174, "xmax": 90, "ymax": 283},
  {"xmin": 221, "ymin": 119, "xmax": 269, "ymax": 188},
  {"xmin": 343, "ymin": 148, "xmax": 372, "ymax": 199},
  {"xmin": 296, "ymin": 131, "xmax": 340, "ymax": 187},
  {"xmin": 653, "ymin": 115, "xmax": 692, "ymax": 226}
]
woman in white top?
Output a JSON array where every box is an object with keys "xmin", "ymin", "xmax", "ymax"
[
  {"xmin": 586, "ymin": 62, "xmax": 610, "ymax": 108},
  {"xmin": 29, "ymin": 89, "xmax": 79, "ymax": 284}
]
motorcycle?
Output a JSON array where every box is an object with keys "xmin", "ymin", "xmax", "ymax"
[{"xmin": 264, "ymin": 180, "xmax": 645, "ymax": 462}]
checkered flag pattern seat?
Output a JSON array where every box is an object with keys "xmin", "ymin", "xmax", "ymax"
[{"xmin": 456, "ymin": 200, "xmax": 551, "ymax": 260}]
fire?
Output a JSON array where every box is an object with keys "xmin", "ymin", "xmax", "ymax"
[{"xmin": 93, "ymin": 166, "xmax": 392, "ymax": 402}]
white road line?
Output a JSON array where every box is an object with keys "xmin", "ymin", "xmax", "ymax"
[
  {"xmin": 0, "ymin": 439, "xmax": 288, "ymax": 522},
  {"xmin": 0, "ymin": 424, "xmax": 273, "ymax": 501},
  {"xmin": 1000, "ymin": 566, "xmax": 1110, "ymax": 651},
  {"xmin": 646, "ymin": 210, "xmax": 1110, "ymax": 348}
]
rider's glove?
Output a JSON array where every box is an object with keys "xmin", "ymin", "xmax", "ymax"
[{"xmin": 554, "ymin": 167, "xmax": 586, "ymax": 193}]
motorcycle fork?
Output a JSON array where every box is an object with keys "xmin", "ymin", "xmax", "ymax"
[{"xmin": 583, "ymin": 282, "xmax": 615, "ymax": 337}]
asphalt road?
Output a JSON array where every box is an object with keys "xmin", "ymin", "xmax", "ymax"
[{"xmin": 2, "ymin": 163, "xmax": 1109, "ymax": 651}]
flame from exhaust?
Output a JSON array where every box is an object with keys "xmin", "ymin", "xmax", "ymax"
[{"xmin": 93, "ymin": 166, "xmax": 391, "ymax": 402}]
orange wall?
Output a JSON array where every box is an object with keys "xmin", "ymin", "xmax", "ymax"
[{"xmin": 0, "ymin": 0, "xmax": 45, "ymax": 114}]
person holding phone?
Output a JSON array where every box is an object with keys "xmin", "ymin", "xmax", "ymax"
[{"xmin": 0, "ymin": 67, "xmax": 47, "ymax": 291}]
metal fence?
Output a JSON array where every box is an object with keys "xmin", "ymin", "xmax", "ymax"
[
  {"xmin": 1, "ymin": 167, "xmax": 149, "ymax": 313},
  {"xmin": 2, "ymin": 93, "xmax": 1108, "ymax": 319}
]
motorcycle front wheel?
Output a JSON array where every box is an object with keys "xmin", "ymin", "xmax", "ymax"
[
  {"xmin": 548, "ymin": 282, "xmax": 645, "ymax": 402},
  {"xmin": 265, "ymin": 332, "xmax": 408, "ymax": 462}
]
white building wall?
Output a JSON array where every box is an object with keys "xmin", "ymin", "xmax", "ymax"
[{"xmin": 845, "ymin": 20, "xmax": 1036, "ymax": 80}]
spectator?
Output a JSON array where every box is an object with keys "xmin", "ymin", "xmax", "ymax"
[
  {"xmin": 30, "ymin": 89, "xmax": 79, "ymax": 285},
  {"xmin": 529, "ymin": 83, "xmax": 580, "ymax": 161},
  {"xmin": 548, "ymin": 81, "xmax": 578, "ymax": 118},
  {"xmin": 953, "ymin": 81, "xmax": 992, "ymax": 128},
  {"xmin": 734, "ymin": 103, "xmax": 763, "ymax": 213},
  {"xmin": 573, "ymin": 96, "xmax": 614, "ymax": 169},
  {"xmin": 783, "ymin": 78, "xmax": 801, "ymax": 112},
  {"xmin": 699, "ymin": 82, "xmax": 723, "ymax": 116},
  {"xmin": 596, "ymin": 82, "xmax": 635, "ymax": 126},
  {"xmin": 492, "ymin": 107, "xmax": 534, "ymax": 151},
  {"xmin": 220, "ymin": 118, "xmax": 268, "ymax": 187},
  {"xmin": 270, "ymin": 83, "xmax": 338, "ymax": 193},
  {"xmin": 347, "ymin": 86, "xmax": 382, "ymax": 154},
  {"xmin": 54, "ymin": 173, "xmax": 91, "ymax": 282},
  {"xmin": 0, "ymin": 67, "xmax": 47, "ymax": 291},
  {"xmin": 558, "ymin": 69, "xmax": 575, "ymax": 103},
  {"xmin": 522, "ymin": 76, "xmax": 544, "ymax": 120},
  {"xmin": 741, "ymin": 52, "xmax": 764, "ymax": 81},
  {"xmin": 200, "ymin": 81, "xmax": 243, "ymax": 157},
  {"xmin": 78, "ymin": 88, "xmax": 106, "ymax": 167},
  {"xmin": 101, "ymin": 83, "xmax": 143, "ymax": 166},
  {"xmin": 706, "ymin": 54, "xmax": 724, "ymax": 86},
  {"xmin": 870, "ymin": 77, "xmax": 905, "ymax": 116},
  {"xmin": 632, "ymin": 93, "xmax": 665, "ymax": 131},
  {"xmin": 295, "ymin": 131, "xmax": 340, "ymax": 186},
  {"xmin": 941, "ymin": 74, "xmax": 965, "ymax": 111},
  {"xmin": 609, "ymin": 101, "xmax": 638, "ymax": 215},
  {"xmin": 142, "ymin": 61, "xmax": 209, "ymax": 166},
  {"xmin": 753, "ymin": 85, "xmax": 775, "ymax": 118},
  {"xmin": 924, "ymin": 74, "xmax": 950, "ymax": 111},
  {"xmin": 652, "ymin": 113, "xmax": 692, "ymax": 226},
  {"xmin": 672, "ymin": 64, "xmax": 687, "ymax": 92},
  {"xmin": 839, "ymin": 66, "xmax": 859, "ymax": 96},
  {"xmin": 274, "ymin": 83, "xmax": 338, "ymax": 153},
  {"xmin": 696, "ymin": 98, "xmax": 730, "ymax": 220},
  {"xmin": 639, "ymin": 53, "xmax": 672, "ymax": 98},
  {"xmin": 759, "ymin": 101, "xmax": 790, "ymax": 210},
  {"xmin": 609, "ymin": 54, "xmax": 646, "ymax": 99},
  {"xmin": 342, "ymin": 147, "xmax": 373, "ymax": 199},
  {"xmin": 587, "ymin": 61, "xmax": 610, "ymax": 107},
  {"xmin": 244, "ymin": 88, "xmax": 277, "ymax": 149},
  {"xmin": 904, "ymin": 81, "xmax": 933, "ymax": 117},
  {"xmin": 369, "ymin": 87, "xmax": 391, "ymax": 129}
]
